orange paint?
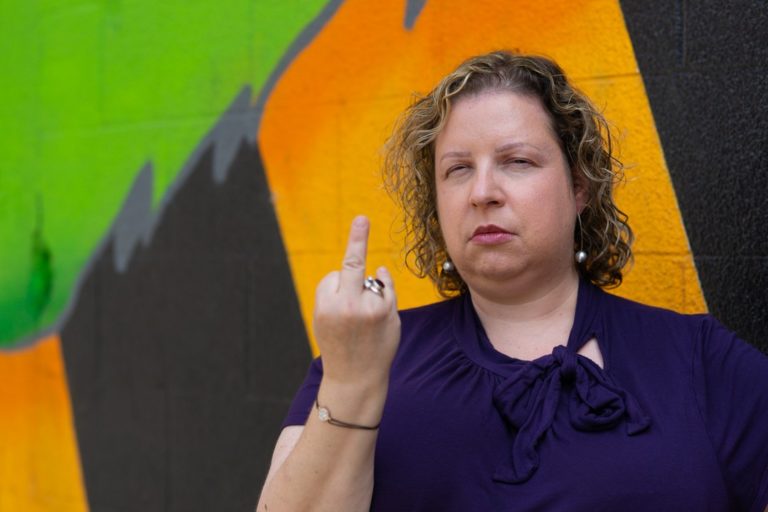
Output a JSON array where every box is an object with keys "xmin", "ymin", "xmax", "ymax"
[
  {"xmin": 259, "ymin": 0, "xmax": 706, "ymax": 354},
  {"xmin": 0, "ymin": 336, "xmax": 88, "ymax": 512}
]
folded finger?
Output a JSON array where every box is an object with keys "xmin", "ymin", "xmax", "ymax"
[
  {"xmin": 376, "ymin": 266, "xmax": 397, "ymax": 307},
  {"xmin": 375, "ymin": 266, "xmax": 393, "ymax": 287},
  {"xmin": 316, "ymin": 271, "xmax": 340, "ymax": 298}
]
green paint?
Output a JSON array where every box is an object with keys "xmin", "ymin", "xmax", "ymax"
[
  {"xmin": 0, "ymin": 0, "xmax": 330, "ymax": 347},
  {"xmin": 27, "ymin": 200, "xmax": 54, "ymax": 325}
]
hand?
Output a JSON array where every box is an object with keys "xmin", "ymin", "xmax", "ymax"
[{"xmin": 313, "ymin": 216, "xmax": 401, "ymax": 390}]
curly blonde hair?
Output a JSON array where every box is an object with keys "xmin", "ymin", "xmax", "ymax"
[{"xmin": 383, "ymin": 50, "xmax": 633, "ymax": 296}]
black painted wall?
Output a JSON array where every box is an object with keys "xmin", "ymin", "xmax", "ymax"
[
  {"xmin": 621, "ymin": 0, "xmax": 768, "ymax": 352},
  {"xmin": 61, "ymin": 141, "xmax": 311, "ymax": 512}
]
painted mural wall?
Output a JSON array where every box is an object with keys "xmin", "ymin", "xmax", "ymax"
[{"xmin": 0, "ymin": 0, "xmax": 765, "ymax": 510}]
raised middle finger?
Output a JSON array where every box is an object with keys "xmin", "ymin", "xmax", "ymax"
[{"xmin": 338, "ymin": 215, "xmax": 369, "ymax": 294}]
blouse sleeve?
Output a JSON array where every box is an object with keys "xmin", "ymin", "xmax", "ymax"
[
  {"xmin": 692, "ymin": 316, "xmax": 768, "ymax": 512},
  {"xmin": 281, "ymin": 357, "xmax": 324, "ymax": 429}
]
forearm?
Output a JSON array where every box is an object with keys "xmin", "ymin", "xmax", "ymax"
[{"xmin": 257, "ymin": 379, "xmax": 387, "ymax": 512}]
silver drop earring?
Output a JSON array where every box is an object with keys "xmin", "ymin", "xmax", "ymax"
[
  {"xmin": 442, "ymin": 260, "xmax": 455, "ymax": 273},
  {"xmin": 575, "ymin": 214, "xmax": 588, "ymax": 264}
]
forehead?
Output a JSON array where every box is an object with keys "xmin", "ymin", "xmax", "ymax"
[{"xmin": 435, "ymin": 90, "xmax": 558, "ymax": 150}]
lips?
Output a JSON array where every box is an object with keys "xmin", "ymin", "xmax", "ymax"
[{"xmin": 470, "ymin": 224, "xmax": 515, "ymax": 245}]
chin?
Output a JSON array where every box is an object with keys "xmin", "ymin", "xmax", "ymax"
[{"xmin": 464, "ymin": 262, "xmax": 528, "ymax": 284}]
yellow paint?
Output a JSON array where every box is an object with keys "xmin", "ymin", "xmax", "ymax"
[
  {"xmin": 259, "ymin": 0, "xmax": 706, "ymax": 355},
  {"xmin": 0, "ymin": 336, "xmax": 89, "ymax": 512}
]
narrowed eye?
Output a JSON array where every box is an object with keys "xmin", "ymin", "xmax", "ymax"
[
  {"xmin": 446, "ymin": 164, "xmax": 469, "ymax": 176},
  {"xmin": 504, "ymin": 158, "xmax": 533, "ymax": 167}
]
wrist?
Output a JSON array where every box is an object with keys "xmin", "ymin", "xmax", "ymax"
[
  {"xmin": 315, "ymin": 399, "xmax": 380, "ymax": 430},
  {"xmin": 321, "ymin": 371, "xmax": 389, "ymax": 396},
  {"xmin": 316, "ymin": 378, "xmax": 388, "ymax": 428}
]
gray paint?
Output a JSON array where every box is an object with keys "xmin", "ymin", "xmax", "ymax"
[
  {"xmin": 404, "ymin": 0, "xmax": 428, "ymax": 29},
  {"xmin": 112, "ymin": 163, "xmax": 153, "ymax": 273}
]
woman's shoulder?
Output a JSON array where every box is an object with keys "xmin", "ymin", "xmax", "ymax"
[
  {"xmin": 592, "ymin": 287, "xmax": 763, "ymax": 377},
  {"xmin": 395, "ymin": 296, "xmax": 465, "ymax": 355},
  {"xmin": 398, "ymin": 296, "xmax": 461, "ymax": 327},
  {"xmin": 597, "ymin": 286, "xmax": 767, "ymax": 382},
  {"xmin": 598, "ymin": 287, "xmax": 715, "ymax": 342}
]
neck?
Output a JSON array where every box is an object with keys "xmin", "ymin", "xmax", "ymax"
[{"xmin": 468, "ymin": 270, "xmax": 581, "ymax": 359}]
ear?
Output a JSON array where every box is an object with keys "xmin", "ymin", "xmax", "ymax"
[{"xmin": 572, "ymin": 169, "xmax": 589, "ymax": 213}]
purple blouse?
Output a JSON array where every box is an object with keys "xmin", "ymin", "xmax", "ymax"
[{"xmin": 283, "ymin": 279, "xmax": 768, "ymax": 511}]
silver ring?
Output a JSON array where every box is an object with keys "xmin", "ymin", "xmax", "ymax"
[{"xmin": 363, "ymin": 276, "xmax": 385, "ymax": 297}]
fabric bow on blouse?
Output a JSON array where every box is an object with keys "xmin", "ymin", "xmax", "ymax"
[{"xmin": 491, "ymin": 344, "xmax": 651, "ymax": 484}]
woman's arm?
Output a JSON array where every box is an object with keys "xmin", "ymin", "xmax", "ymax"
[
  {"xmin": 257, "ymin": 379, "xmax": 387, "ymax": 511},
  {"xmin": 692, "ymin": 316, "xmax": 768, "ymax": 511},
  {"xmin": 261, "ymin": 426, "xmax": 304, "ymax": 488},
  {"xmin": 257, "ymin": 216, "xmax": 400, "ymax": 511}
]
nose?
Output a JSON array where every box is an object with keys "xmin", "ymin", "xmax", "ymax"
[{"xmin": 469, "ymin": 166, "xmax": 504, "ymax": 208}]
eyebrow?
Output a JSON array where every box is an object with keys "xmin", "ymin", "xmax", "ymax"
[
  {"xmin": 438, "ymin": 151, "xmax": 471, "ymax": 163},
  {"xmin": 439, "ymin": 142, "xmax": 544, "ymax": 163},
  {"xmin": 495, "ymin": 142, "xmax": 540, "ymax": 153}
]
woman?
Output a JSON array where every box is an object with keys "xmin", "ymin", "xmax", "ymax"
[{"xmin": 257, "ymin": 51, "xmax": 768, "ymax": 511}]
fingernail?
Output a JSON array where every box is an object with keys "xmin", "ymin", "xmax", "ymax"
[
  {"xmin": 377, "ymin": 266, "xmax": 389, "ymax": 276},
  {"xmin": 353, "ymin": 215, "xmax": 368, "ymax": 227}
]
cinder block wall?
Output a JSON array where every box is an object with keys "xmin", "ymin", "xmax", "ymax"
[
  {"xmin": 621, "ymin": 0, "xmax": 768, "ymax": 350},
  {"xmin": 0, "ymin": 1, "xmax": 764, "ymax": 510}
]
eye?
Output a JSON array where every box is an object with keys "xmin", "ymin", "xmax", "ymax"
[
  {"xmin": 445, "ymin": 164, "xmax": 469, "ymax": 176},
  {"xmin": 504, "ymin": 157, "xmax": 533, "ymax": 167}
]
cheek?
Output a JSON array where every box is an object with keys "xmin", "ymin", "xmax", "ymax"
[
  {"xmin": 436, "ymin": 193, "xmax": 463, "ymax": 249},
  {"xmin": 524, "ymin": 181, "xmax": 575, "ymax": 233},
  {"xmin": 436, "ymin": 187, "xmax": 457, "ymax": 223}
]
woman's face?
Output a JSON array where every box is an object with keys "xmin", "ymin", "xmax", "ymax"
[{"xmin": 434, "ymin": 90, "xmax": 586, "ymax": 298}]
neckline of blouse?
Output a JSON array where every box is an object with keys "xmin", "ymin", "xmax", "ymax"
[{"xmin": 451, "ymin": 277, "xmax": 606, "ymax": 376}]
